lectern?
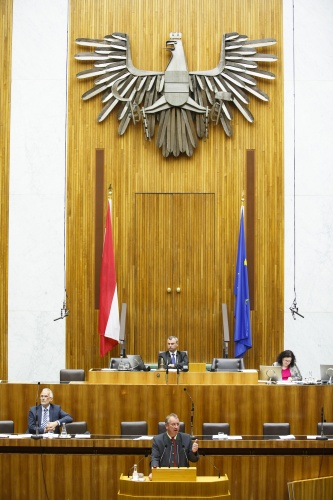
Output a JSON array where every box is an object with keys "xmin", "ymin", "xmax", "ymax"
[{"xmin": 118, "ymin": 468, "xmax": 231, "ymax": 499}]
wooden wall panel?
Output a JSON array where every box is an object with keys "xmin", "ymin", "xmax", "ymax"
[
  {"xmin": 0, "ymin": 0, "xmax": 12, "ymax": 379},
  {"xmin": 67, "ymin": 0, "xmax": 283, "ymax": 371},
  {"xmin": 1, "ymin": 383, "xmax": 329, "ymax": 438}
]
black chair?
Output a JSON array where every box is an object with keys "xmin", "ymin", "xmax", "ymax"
[
  {"xmin": 210, "ymin": 358, "xmax": 245, "ymax": 372},
  {"xmin": 65, "ymin": 422, "xmax": 89, "ymax": 435},
  {"xmin": 0, "ymin": 420, "xmax": 14, "ymax": 433},
  {"xmin": 158, "ymin": 421, "xmax": 185, "ymax": 434},
  {"xmin": 202, "ymin": 423, "xmax": 230, "ymax": 436},
  {"xmin": 263, "ymin": 423, "xmax": 290, "ymax": 436},
  {"xmin": 317, "ymin": 422, "xmax": 333, "ymax": 435},
  {"xmin": 60, "ymin": 369, "xmax": 85, "ymax": 383},
  {"xmin": 120, "ymin": 421, "xmax": 148, "ymax": 436}
]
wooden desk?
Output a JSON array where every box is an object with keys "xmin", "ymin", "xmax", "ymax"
[
  {"xmin": 1, "ymin": 437, "xmax": 333, "ymax": 500},
  {"xmin": 118, "ymin": 473, "xmax": 231, "ymax": 499},
  {"xmin": 87, "ymin": 369, "xmax": 258, "ymax": 384}
]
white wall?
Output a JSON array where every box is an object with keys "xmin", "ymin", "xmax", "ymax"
[
  {"xmin": 283, "ymin": 0, "xmax": 333, "ymax": 379},
  {"xmin": 8, "ymin": 0, "xmax": 333, "ymax": 380},
  {"xmin": 8, "ymin": 0, "xmax": 68, "ymax": 381}
]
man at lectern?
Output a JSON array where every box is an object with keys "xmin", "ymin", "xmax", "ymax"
[
  {"xmin": 149, "ymin": 413, "xmax": 199, "ymax": 479},
  {"xmin": 158, "ymin": 336, "xmax": 188, "ymax": 371}
]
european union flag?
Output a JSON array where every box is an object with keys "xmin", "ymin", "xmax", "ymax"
[{"xmin": 234, "ymin": 206, "xmax": 252, "ymax": 358}]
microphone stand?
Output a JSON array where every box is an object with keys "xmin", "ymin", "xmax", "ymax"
[
  {"xmin": 202, "ymin": 453, "xmax": 221, "ymax": 478},
  {"xmin": 165, "ymin": 364, "xmax": 169, "ymax": 385},
  {"xmin": 176, "ymin": 365, "xmax": 180, "ymax": 384},
  {"xmin": 184, "ymin": 388, "xmax": 194, "ymax": 437},
  {"xmin": 31, "ymin": 382, "xmax": 43, "ymax": 440},
  {"xmin": 127, "ymin": 452, "xmax": 149, "ymax": 477},
  {"xmin": 316, "ymin": 407, "xmax": 328, "ymax": 440}
]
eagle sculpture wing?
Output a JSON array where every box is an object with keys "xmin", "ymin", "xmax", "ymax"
[
  {"xmin": 75, "ymin": 33, "xmax": 163, "ymax": 139},
  {"xmin": 75, "ymin": 32, "xmax": 277, "ymax": 158},
  {"xmin": 189, "ymin": 32, "xmax": 277, "ymax": 139}
]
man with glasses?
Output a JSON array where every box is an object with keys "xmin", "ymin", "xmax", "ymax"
[
  {"xmin": 149, "ymin": 413, "xmax": 199, "ymax": 479},
  {"xmin": 28, "ymin": 387, "xmax": 73, "ymax": 434}
]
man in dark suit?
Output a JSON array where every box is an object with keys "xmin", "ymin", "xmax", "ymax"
[
  {"xmin": 149, "ymin": 413, "xmax": 199, "ymax": 479},
  {"xmin": 28, "ymin": 387, "xmax": 73, "ymax": 434},
  {"xmin": 158, "ymin": 336, "xmax": 188, "ymax": 370}
]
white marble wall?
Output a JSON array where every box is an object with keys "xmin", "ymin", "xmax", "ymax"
[
  {"xmin": 283, "ymin": 0, "xmax": 333, "ymax": 379},
  {"xmin": 8, "ymin": 0, "xmax": 333, "ymax": 381},
  {"xmin": 8, "ymin": 0, "xmax": 68, "ymax": 381}
]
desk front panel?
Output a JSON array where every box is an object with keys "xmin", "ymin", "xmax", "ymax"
[
  {"xmin": 0, "ymin": 383, "xmax": 331, "ymax": 437},
  {"xmin": 1, "ymin": 438, "xmax": 333, "ymax": 500}
]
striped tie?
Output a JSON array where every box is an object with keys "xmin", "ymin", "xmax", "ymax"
[
  {"xmin": 171, "ymin": 437, "xmax": 177, "ymax": 466},
  {"xmin": 41, "ymin": 408, "xmax": 49, "ymax": 429}
]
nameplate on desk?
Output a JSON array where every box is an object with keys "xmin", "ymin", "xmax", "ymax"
[{"xmin": 152, "ymin": 467, "xmax": 197, "ymax": 482}]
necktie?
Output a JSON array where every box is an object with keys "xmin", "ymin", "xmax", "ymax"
[
  {"xmin": 171, "ymin": 353, "xmax": 176, "ymax": 364},
  {"xmin": 41, "ymin": 408, "xmax": 49, "ymax": 429},
  {"xmin": 171, "ymin": 437, "xmax": 177, "ymax": 466}
]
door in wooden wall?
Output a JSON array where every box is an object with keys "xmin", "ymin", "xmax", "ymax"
[{"xmin": 135, "ymin": 193, "xmax": 215, "ymax": 364}]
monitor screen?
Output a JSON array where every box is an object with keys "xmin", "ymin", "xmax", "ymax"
[
  {"xmin": 259, "ymin": 365, "xmax": 282, "ymax": 382},
  {"xmin": 127, "ymin": 354, "xmax": 146, "ymax": 371},
  {"xmin": 320, "ymin": 364, "xmax": 333, "ymax": 382}
]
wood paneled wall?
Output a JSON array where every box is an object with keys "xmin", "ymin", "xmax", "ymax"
[
  {"xmin": 66, "ymin": 0, "xmax": 283, "ymax": 372},
  {"xmin": 0, "ymin": 0, "xmax": 12, "ymax": 380}
]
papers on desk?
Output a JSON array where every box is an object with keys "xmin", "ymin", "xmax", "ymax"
[
  {"xmin": 74, "ymin": 434, "xmax": 91, "ymax": 438},
  {"xmin": 0, "ymin": 434, "xmax": 10, "ymax": 438},
  {"xmin": 212, "ymin": 435, "xmax": 243, "ymax": 440},
  {"xmin": 9, "ymin": 434, "xmax": 31, "ymax": 439},
  {"xmin": 307, "ymin": 435, "xmax": 333, "ymax": 440},
  {"xmin": 133, "ymin": 436, "xmax": 154, "ymax": 440},
  {"xmin": 278, "ymin": 435, "xmax": 295, "ymax": 440}
]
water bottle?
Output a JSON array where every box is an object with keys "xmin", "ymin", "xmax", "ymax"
[
  {"xmin": 61, "ymin": 423, "xmax": 67, "ymax": 437},
  {"xmin": 132, "ymin": 464, "xmax": 139, "ymax": 481}
]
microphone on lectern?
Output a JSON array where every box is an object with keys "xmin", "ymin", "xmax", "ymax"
[
  {"xmin": 159, "ymin": 444, "xmax": 168, "ymax": 467},
  {"xmin": 127, "ymin": 453, "xmax": 149, "ymax": 477},
  {"xmin": 31, "ymin": 382, "xmax": 43, "ymax": 440},
  {"xmin": 202, "ymin": 453, "xmax": 221, "ymax": 478},
  {"xmin": 183, "ymin": 388, "xmax": 194, "ymax": 436}
]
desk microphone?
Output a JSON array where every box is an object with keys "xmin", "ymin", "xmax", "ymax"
[
  {"xmin": 159, "ymin": 443, "xmax": 168, "ymax": 467},
  {"xmin": 202, "ymin": 453, "xmax": 221, "ymax": 478},
  {"xmin": 31, "ymin": 382, "xmax": 43, "ymax": 440},
  {"xmin": 127, "ymin": 453, "xmax": 149, "ymax": 478},
  {"xmin": 182, "ymin": 445, "xmax": 189, "ymax": 467},
  {"xmin": 316, "ymin": 407, "xmax": 328, "ymax": 440},
  {"xmin": 165, "ymin": 364, "xmax": 169, "ymax": 384},
  {"xmin": 184, "ymin": 388, "xmax": 194, "ymax": 436}
]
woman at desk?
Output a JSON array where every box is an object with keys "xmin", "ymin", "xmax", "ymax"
[{"xmin": 273, "ymin": 350, "xmax": 302, "ymax": 381}]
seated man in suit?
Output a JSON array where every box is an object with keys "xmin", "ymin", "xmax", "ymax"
[
  {"xmin": 158, "ymin": 336, "xmax": 188, "ymax": 371},
  {"xmin": 149, "ymin": 413, "xmax": 199, "ymax": 479},
  {"xmin": 28, "ymin": 387, "xmax": 73, "ymax": 434}
]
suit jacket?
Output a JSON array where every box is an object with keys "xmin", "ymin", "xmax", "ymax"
[
  {"xmin": 150, "ymin": 432, "xmax": 199, "ymax": 468},
  {"xmin": 28, "ymin": 403, "xmax": 73, "ymax": 434},
  {"xmin": 159, "ymin": 351, "xmax": 188, "ymax": 370}
]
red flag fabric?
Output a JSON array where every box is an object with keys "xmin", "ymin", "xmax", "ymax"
[{"xmin": 98, "ymin": 199, "xmax": 120, "ymax": 356}]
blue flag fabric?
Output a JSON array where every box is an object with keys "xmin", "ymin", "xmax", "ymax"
[{"xmin": 234, "ymin": 206, "xmax": 252, "ymax": 358}]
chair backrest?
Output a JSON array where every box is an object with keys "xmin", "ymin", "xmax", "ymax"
[
  {"xmin": 158, "ymin": 421, "xmax": 185, "ymax": 434},
  {"xmin": 211, "ymin": 358, "xmax": 245, "ymax": 372},
  {"xmin": 263, "ymin": 423, "xmax": 290, "ymax": 436},
  {"xmin": 202, "ymin": 422, "xmax": 230, "ymax": 436},
  {"xmin": 0, "ymin": 420, "xmax": 14, "ymax": 433},
  {"xmin": 65, "ymin": 421, "xmax": 88, "ymax": 435},
  {"xmin": 317, "ymin": 422, "xmax": 333, "ymax": 435},
  {"xmin": 120, "ymin": 421, "xmax": 148, "ymax": 436},
  {"xmin": 60, "ymin": 369, "xmax": 85, "ymax": 383}
]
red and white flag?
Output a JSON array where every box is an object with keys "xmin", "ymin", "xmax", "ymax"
[{"xmin": 98, "ymin": 199, "xmax": 120, "ymax": 356}]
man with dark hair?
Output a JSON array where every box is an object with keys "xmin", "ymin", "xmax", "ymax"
[{"xmin": 158, "ymin": 336, "xmax": 188, "ymax": 370}]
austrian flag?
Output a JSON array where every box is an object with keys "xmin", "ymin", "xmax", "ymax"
[{"xmin": 98, "ymin": 199, "xmax": 120, "ymax": 356}]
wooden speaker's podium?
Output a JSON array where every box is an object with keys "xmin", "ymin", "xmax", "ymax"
[{"xmin": 118, "ymin": 467, "xmax": 231, "ymax": 499}]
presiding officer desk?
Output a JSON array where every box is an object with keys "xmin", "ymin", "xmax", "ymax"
[{"xmin": 1, "ymin": 376, "xmax": 333, "ymax": 499}]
